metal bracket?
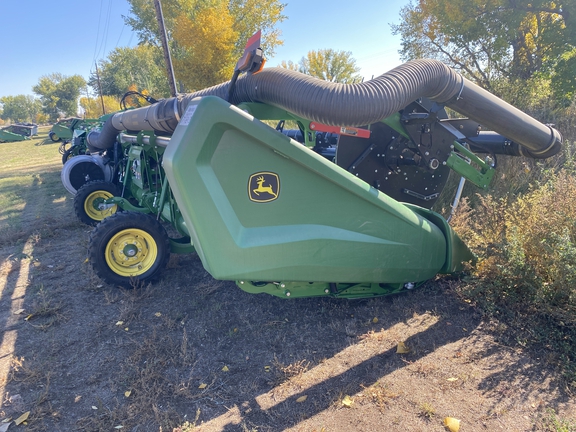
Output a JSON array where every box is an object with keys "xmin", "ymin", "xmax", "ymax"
[{"xmin": 447, "ymin": 141, "xmax": 495, "ymax": 189}]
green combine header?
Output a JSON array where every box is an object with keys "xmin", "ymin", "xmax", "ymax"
[{"xmin": 59, "ymin": 33, "xmax": 562, "ymax": 299}]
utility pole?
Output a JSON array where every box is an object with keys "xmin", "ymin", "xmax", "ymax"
[
  {"xmin": 153, "ymin": 0, "xmax": 178, "ymax": 97},
  {"xmin": 94, "ymin": 62, "xmax": 106, "ymax": 115}
]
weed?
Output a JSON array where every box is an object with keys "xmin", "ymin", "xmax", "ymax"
[
  {"xmin": 537, "ymin": 408, "xmax": 576, "ymax": 432},
  {"xmin": 172, "ymin": 409, "xmax": 201, "ymax": 431},
  {"xmin": 451, "ymin": 170, "xmax": 576, "ymax": 382},
  {"xmin": 418, "ymin": 401, "xmax": 436, "ymax": 419},
  {"xmin": 271, "ymin": 356, "xmax": 310, "ymax": 385},
  {"xmin": 26, "ymin": 284, "xmax": 65, "ymax": 330},
  {"xmin": 360, "ymin": 382, "xmax": 398, "ymax": 412}
]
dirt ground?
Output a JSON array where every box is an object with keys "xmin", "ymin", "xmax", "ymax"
[{"xmin": 0, "ymin": 149, "xmax": 575, "ymax": 431}]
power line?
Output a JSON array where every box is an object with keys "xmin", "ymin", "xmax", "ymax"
[{"xmin": 92, "ymin": 0, "xmax": 106, "ymax": 65}]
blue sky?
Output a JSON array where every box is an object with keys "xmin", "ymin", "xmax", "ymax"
[{"xmin": 0, "ymin": 0, "xmax": 408, "ymax": 99}]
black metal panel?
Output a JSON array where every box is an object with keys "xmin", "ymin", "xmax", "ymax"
[{"xmin": 336, "ymin": 121, "xmax": 451, "ymax": 209}]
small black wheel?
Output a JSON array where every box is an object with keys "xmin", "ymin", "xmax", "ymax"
[
  {"xmin": 89, "ymin": 212, "xmax": 171, "ymax": 287},
  {"xmin": 74, "ymin": 180, "xmax": 121, "ymax": 226},
  {"xmin": 49, "ymin": 131, "xmax": 61, "ymax": 142},
  {"xmin": 61, "ymin": 149, "xmax": 73, "ymax": 165}
]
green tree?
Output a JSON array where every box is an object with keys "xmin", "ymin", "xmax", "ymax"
[
  {"xmin": 392, "ymin": 0, "xmax": 575, "ymax": 94},
  {"xmin": 297, "ymin": 49, "xmax": 361, "ymax": 83},
  {"xmin": 89, "ymin": 45, "xmax": 171, "ymax": 98},
  {"xmin": 124, "ymin": 0, "xmax": 286, "ymax": 90},
  {"xmin": 0, "ymin": 95, "xmax": 42, "ymax": 123},
  {"xmin": 32, "ymin": 74, "xmax": 86, "ymax": 121},
  {"xmin": 551, "ymin": 48, "xmax": 576, "ymax": 104}
]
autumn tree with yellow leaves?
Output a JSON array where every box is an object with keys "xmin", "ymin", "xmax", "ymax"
[
  {"xmin": 299, "ymin": 49, "xmax": 361, "ymax": 84},
  {"xmin": 280, "ymin": 49, "xmax": 362, "ymax": 84},
  {"xmin": 80, "ymin": 96, "xmax": 122, "ymax": 118},
  {"xmin": 173, "ymin": 2, "xmax": 238, "ymax": 90},
  {"xmin": 124, "ymin": 0, "xmax": 286, "ymax": 91}
]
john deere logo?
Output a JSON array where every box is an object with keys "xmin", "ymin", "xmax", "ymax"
[{"xmin": 249, "ymin": 172, "xmax": 280, "ymax": 202}]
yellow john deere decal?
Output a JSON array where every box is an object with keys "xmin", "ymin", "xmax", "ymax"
[{"xmin": 248, "ymin": 172, "xmax": 280, "ymax": 202}]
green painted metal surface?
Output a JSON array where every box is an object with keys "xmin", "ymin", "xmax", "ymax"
[
  {"xmin": 447, "ymin": 141, "xmax": 495, "ymax": 189},
  {"xmin": 0, "ymin": 128, "xmax": 28, "ymax": 142},
  {"xmin": 51, "ymin": 117, "xmax": 100, "ymax": 141},
  {"xmin": 163, "ymin": 96, "xmax": 471, "ymax": 284},
  {"xmin": 236, "ymin": 280, "xmax": 419, "ymax": 299}
]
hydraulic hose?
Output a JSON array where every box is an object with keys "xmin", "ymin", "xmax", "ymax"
[{"xmin": 87, "ymin": 59, "xmax": 562, "ymax": 158}]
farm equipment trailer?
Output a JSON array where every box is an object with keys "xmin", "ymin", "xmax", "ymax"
[
  {"xmin": 62, "ymin": 41, "xmax": 562, "ymax": 298},
  {"xmin": 0, "ymin": 123, "xmax": 37, "ymax": 142}
]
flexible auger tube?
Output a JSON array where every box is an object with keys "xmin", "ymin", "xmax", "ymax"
[{"xmin": 87, "ymin": 59, "xmax": 562, "ymax": 158}]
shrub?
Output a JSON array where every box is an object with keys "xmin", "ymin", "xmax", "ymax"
[{"xmin": 451, "ymin": 170, "xmax": 576, "ymax": 381}]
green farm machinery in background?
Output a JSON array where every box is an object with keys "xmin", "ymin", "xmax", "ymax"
[
  {"xmin": 0, "ymin": 123, "xmax": 37, "ymax": 143},
  {"xmin": 60, "ymin": 35, "xmax": 562, "ymax": 299},
  {"xmin": 50, "ymin": 117, "xmax": 85, "ymax": 142},
  {"xmin": 52, "ymin": 117, "xmax": 101, "ymax": 164}
]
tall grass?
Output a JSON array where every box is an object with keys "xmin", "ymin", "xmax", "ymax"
[
  {"xmin": 442, "ymin": 79, "xmax": 576, "ymax": 382},
  {"xmin": 448, "ymin": 89, "xmax": 576, "ymax": 381}
]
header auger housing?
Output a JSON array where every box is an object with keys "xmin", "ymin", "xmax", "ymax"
[{"xmin": 64, "ymin": 37, "xmax": 562, "ymax": 297}]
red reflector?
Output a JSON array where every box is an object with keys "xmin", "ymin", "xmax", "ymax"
[{"xmin": 309, "ymin": 122, "xmax": 370, "ymax": 138}]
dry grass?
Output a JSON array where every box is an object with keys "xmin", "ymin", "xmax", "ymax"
[{"xmin": 450, "ymin": 154, "xmax": 576, "ymax": 383}]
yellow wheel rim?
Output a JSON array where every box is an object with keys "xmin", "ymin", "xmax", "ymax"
[
  {"xmin": 104, "ymin": 228, "xmax": 158, "ymax": 277},
  {"xmin": 84, "ymin": 190, "xmax": 117, "ymax": 221}
]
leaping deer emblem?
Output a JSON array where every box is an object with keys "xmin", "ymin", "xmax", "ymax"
[
  {"xmin": 253, "ymin": 176, "xmax": 277, "ymax": 198},
  {"xmin": 249, "ymin": 173, "xmax": 280, "ymax": 202}
]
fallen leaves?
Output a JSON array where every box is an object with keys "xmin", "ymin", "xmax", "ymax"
[
  {"xmin": 198, "ymin": 383, "xmax": 207, "ymax": 389},
  {"xmin": 14, "ymin": 411, "xmax": 29, "ymax": 425},
  {"xmin": 341, "ymin": 395, "xmax": 354, "ymax": 408},
  {"xmin": 444, "ymin": 417, "xmax": 461, "ymax": 432},
  {"xmin": 396, "ymin": 342, "xmax": 410, "ymax": 354},
  {"xmin": 221, "ymin": 365, "xmax": 229, "ymax": 372},
  {"xmin": 296, "ymin": 395, "xmax": 307, "ymax": 403}
]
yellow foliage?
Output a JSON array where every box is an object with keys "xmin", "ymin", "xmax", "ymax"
[
  {"xmin": 80, "ymin": 96, "xmax": 120, "ymax": 117},
  {"xmin": 35, "ymin": 113, "xmax": 49, "ymax": 124},
  {"xmin": 173, "ymin": 1, "xmax": 238, "ymax": 91},
  {"xmin": 123, "ymin": 84, "xmax": 151, "ymax": 108}
]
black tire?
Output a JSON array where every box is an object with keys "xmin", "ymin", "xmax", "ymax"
[
  {"xmin": 49, "ymin": 131, "xmax": 61, "ymax": 142},
  {"xmin": 61, "ymin": 149, "xmax": 73, "ymax": 165},
  {"xmin": 74, "ymin": 180, "xmax": 121, "ymax": 226},
  {"xmin": 67, "ymin": 160, "xmax": 106, "ymax": 192},
  {"xmin": 89, "ymin": 212, "xmax": 171, "ymax": 288}
]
